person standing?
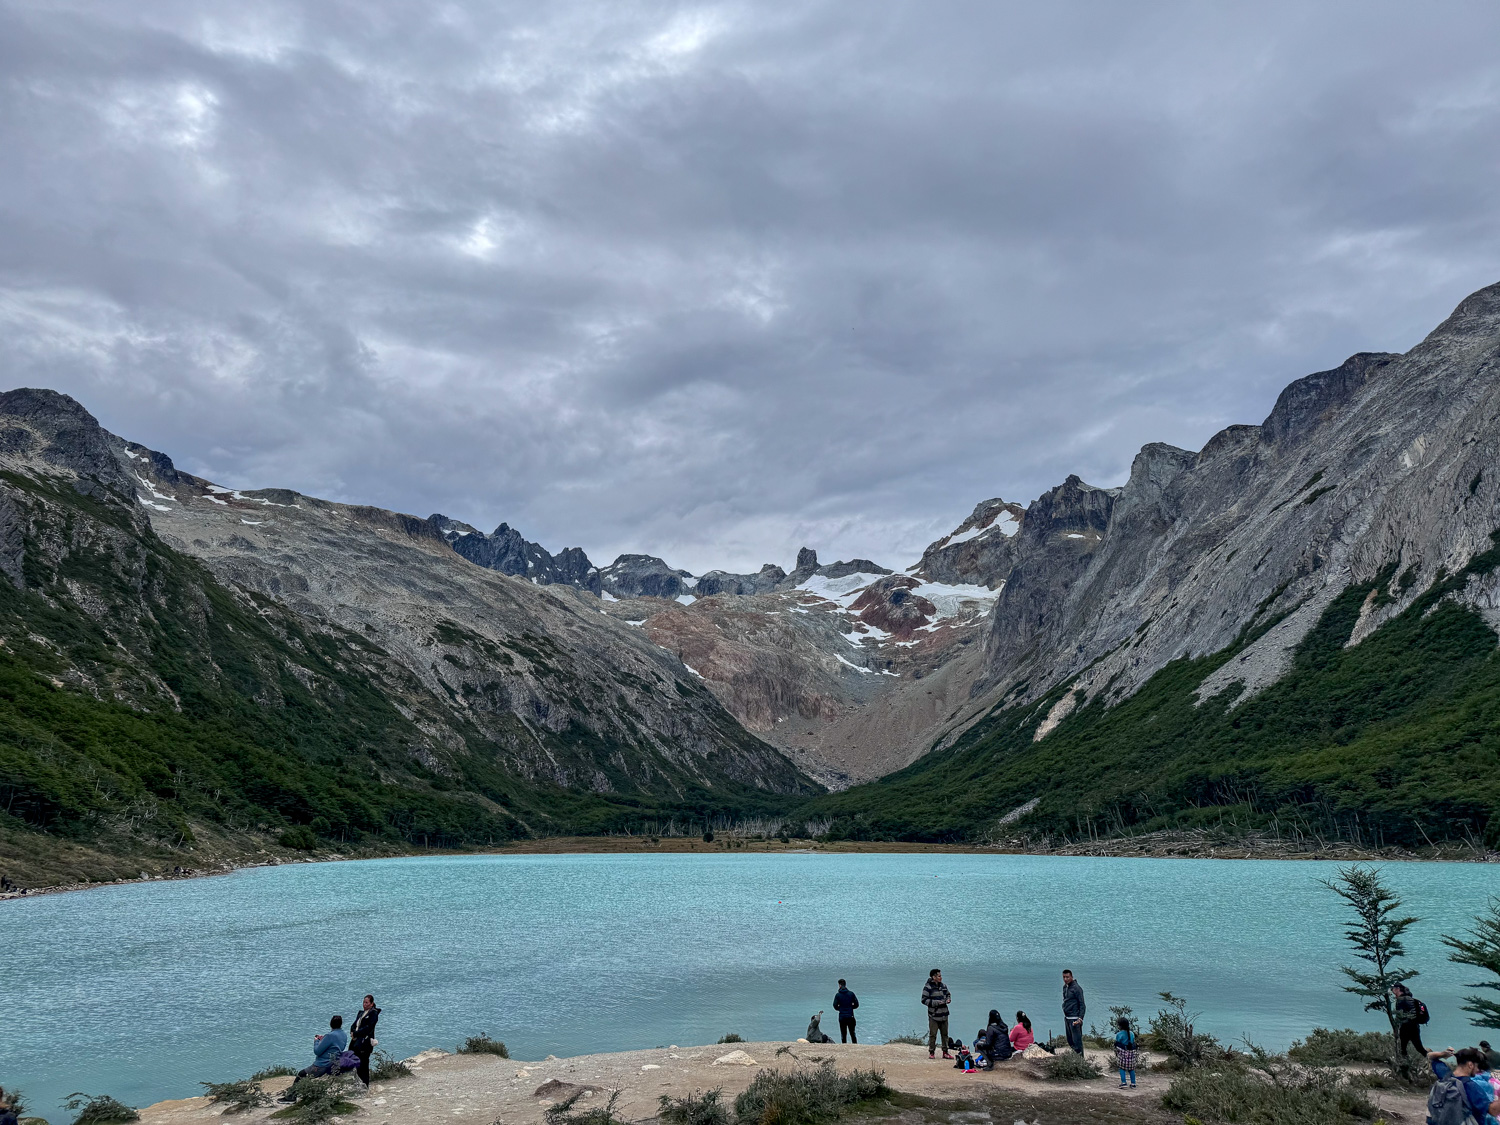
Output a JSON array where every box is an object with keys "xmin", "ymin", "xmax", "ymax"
[
  {"xmin": 833, "ymin": 979, "xmax": 859, "ymax": 1043},
  {"xmin": 1392, "ymin": 984, "xmax": 1427, "ymax": 1057},
  {"xmin": 1113, "ymin": 1016, "xmax": 1137, "ymax": 1089},
  {"xmin": 349, "ymin": 994, "xmax": 381, "ymax": 1086},
  {"xmin": 922, "ymin": 968, "xmax": 952, "ymax": 1060},
  {"xmin": 1061, "ymin": 970, "xmax": 1086, "ymax": 1055}
]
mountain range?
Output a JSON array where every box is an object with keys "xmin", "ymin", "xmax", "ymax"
[{"xmin": 4, "ymin": 281, "xmax": 1500, "ymax": 885}]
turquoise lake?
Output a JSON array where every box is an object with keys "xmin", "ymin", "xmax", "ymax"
[{"xmin": 4, "ymin": 852, "xmax": 1497, "ymax": 1121}]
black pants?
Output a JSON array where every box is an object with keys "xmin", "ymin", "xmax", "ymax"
[
  {"xmin": 352, "ymin": 1041, "xmax": 373, "ymax": 1085},
  {"xmin": 1065, "ymin": 1019, "xmax": 1084, "ymax": 1054},
  {"xmin": 839, "ymin": 1017, "xmax": 856, "ymax": 1043},
  {"xmin": 1398, "ymin": 1022, "xmax": 1425, "ymax": 1057}
]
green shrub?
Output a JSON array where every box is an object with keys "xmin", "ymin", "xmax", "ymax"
[
  {"xmin": 545, "ymin": 1090, "xmax": 627, "ymax": 1125},
  {"xmin": 1148, "ymin": 993, "xmax": 1223, "ymax": 1068},
  {"xmin": 370, "ymin": 1051, "xmax": 412, "ymax": 1081},
  {"xmin": 657, "ymin": 1088, "xmax": 729, "ymax": 1125},
  {"xmin": 883, "ymin": 1032, "xmax": 924, "ymax": 1046},
  {"xmin": 1287, "ymin": 1027, "xmax": 1394, "ymax": 1064},
  {"xmin": 457, "ymin": 1034, "xmax": 509, "ymax": 1057},
  {"xmin": 62, "ymin": 1094, "xmax": 139, "ymax": 1125},
  {"xmin": 733, "ymin": 1063, "xmax": 889, "ymax": 1125},
  {"xmin": 200, "ymin": 1080, "xmax": 272, "ymax": 1114},
  {"xmin": 278, "ymin": 826, "xmax": 318, "ymax": 851},
  {"xmin": 1037, "ymin": 1052, "xmax": 1103, "ymax": 1081},
  {"xmin": 717, "ymin": 1033, "xmax": 744, "ymax": 1044},
  {"xmin": 250, "ymin": 1067, "xmax": 296, "ymax": 1081},
  {"xmin": 1162, "ymin": 1054, "xmax": 1375, "ymax": 1125},
  {"xmin": 703, "ymin": 831, "xmax": 714, "ymax": 843},
  {"xmin": 268, "ymin": 1076, "xmax": 358, "ymax": 1124}
]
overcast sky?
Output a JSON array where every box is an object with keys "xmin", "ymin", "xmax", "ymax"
[{"xmin": 3, "ymin": 2, "xmax": 1499, "ymax": 573}]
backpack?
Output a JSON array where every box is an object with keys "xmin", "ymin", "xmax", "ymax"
[
  {"xmin": 1427, "ymin": 1076, "xmax": 1478, "ymax": 1125},
  {"xmin": 336, "ymin": 1050, "xmax": 360, "ymax": 1071},
  {"xmin": 1417, "ymin": 999, "xmax": 1431, "ymax": 1025}
]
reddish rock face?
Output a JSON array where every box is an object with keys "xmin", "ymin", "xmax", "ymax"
[{"xmin": 848, "ymin": 576, "xmax": 937, "ymax": 640}]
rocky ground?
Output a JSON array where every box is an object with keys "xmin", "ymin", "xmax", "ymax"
[{"xmin": 137, "ymin": 1039, "xmax": 1429, "ymax": 1125}]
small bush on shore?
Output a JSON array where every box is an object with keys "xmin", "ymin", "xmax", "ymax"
[
  {"xmin": 1148, "ymin": 993, "xmax": 1224, "ymax": 1069},
  {"xmin": 62, "ymin": 1094, "xmax": 139, "ymax": 1125},
  {"xmin": 544, "ymin": 1090, "xmax": 626, "ymax": 1125},
  {"xmin": 883, "ymin": 1032, "xmax": 924, "ymax": 1046},
  {"xmin": 250, "ymin": 1067, "xmax": 296, "ymax": 1081},
  {"xmin": 458, "ymin": 1034, "xmax": 510, "ymax": 1057},
  {"xmin": 718, "ymin": 1033, "xmax": 744, "ymax": 1044},
  {"xmin": 1287, "ymin": 1027, "xmax": 1394, "ymax": 1064},
  {"xmin": 733, "ymin": 1062, "xmax": 888, "ymax": 1125},
  {"xmin": 1162, "ymin": 1047, "xmax": 1375, "ymax": 1125},
  {"xmin": 658, "ymin": 1088, "xmax": 729, "ymax": 1125},
  {"xmin": 370, "ymin": 1051, "xmax": 413, "ymax": 1081},
  {"xmin": 1036, "ymin": 1052, "xmax": 1102, "ymax": 1081},
  {"xmin": 200, "ymin": 1079, "xmax": 272, "ymax": 1114},
  {"xmin": 269, "ymin": 1076, "xmax": 358, "ymax": 1124}
]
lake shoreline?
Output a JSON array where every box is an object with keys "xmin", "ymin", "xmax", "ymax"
[
  {"xmin": 5, "ymin": 828, "xmax": 1494, "ymax": 902},
  {"xmin": 126, "ymin": 1038, "xmax": 1429, "ymax": 1125}
]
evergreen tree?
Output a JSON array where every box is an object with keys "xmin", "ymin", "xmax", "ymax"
[
  {"xmin": 1323, "ymin": 865, "xmax": 1419, "ymax": 1040},
  {"xmin": 1442, "ymin": 897, "xmax": 1500, "ymax": 1031}
]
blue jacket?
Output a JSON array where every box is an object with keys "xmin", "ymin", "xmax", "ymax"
[
  {"xmin": 313, "ymin": 1028, "xmax": 348, "ymax": 1066},
  {"xmin": 1431, "ymin": 1058, "xmax": 1496, "ymax": 1122},
  {"xmin": 833, "ymin": 988, "xmax": 858, "ymax": 1017}
]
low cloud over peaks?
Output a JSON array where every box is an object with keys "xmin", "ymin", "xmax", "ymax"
[{"xmin": 3, "ymin": 1, "xmax": 1499, "ymax": 573}]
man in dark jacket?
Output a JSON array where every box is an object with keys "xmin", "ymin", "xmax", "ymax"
[
  {"xmin": 1391, "ymin": 985, "xmax": 1425, "ymax": 1057},
  {"xmin": 350, "ymin": 994, "xmax": 381, "ymax": 1085},
  {"xmin": 922, "ymin": 969, "xmax": 952, "ymax": 1060},
  {"xmin": 833, "ymin": 979, "xmax": 859, "ymax": 1043},
  {"xmin": 1062, "ymin": 970, "xmax": 1086, "ymax": 1055}
]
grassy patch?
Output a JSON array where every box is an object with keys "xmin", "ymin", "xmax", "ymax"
[
  {"xmin": 457, "ymin": 1034, "xmax": 509, "ymax": 1057},
  {"xmin": 544, "ymin": 1091, "xmax": 627, "ymax": 1125},
  {"xmin": 200, "ymin": 1079, "xmax": 272, "ymax": 1114},
  {"xmin": 1162, "ymin": 1055, "xmax": 1375, "ymax": 1125},
  {"xmin": 718, "ymin": 1033, "xmax": 745, "ymax": 1044},
  {"xmin": 61, "ymin": 1094, "xmax": 138, "ymax": 1125},
  {"xmin": 268, "ymin": 1076, "xmax": 359, "ymax": 1124},
  {"xmin": 883, "ymin": 1033, "xmax": 925, "ymax": 1046},
  {"xmin": 1035, "ymin": 1052, "xmax": 1103, "ymax": 1081},
  {"xmin": 1286, "ymin": 1027, "xmax": 1393, "ymax": 1065},
  {"xmin": 734, "ymin": 1062, "xmax": 890, "ymax": 1125},
  {"xmin": 369, "ymin": 1052, "xmax": 412, "ymax": 1081},
  {"xmin": 658, "ymin": 1088, "xmax": 730, "ymax": 1125}
]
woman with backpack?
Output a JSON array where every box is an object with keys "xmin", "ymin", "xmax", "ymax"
[
  {"xmin": 1393, "ymin": 984, "xmax": 1429, "ymax": 1057},
  {"xmin": 1113, "ymin": 1016, "xmax": 1138, "ymax": 1089}
]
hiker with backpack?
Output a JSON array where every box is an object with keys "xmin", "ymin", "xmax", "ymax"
[
  {"xmin": 1394, "ymin": 984, "xmax": 1430, "ymax": 1057},
  {"xmin": 1427, "ymin": 1047, "xmax": 1500, "ymax": 1124},
  {"xmin": 922, "ymin": 969, "xmax": 953, "ymax": 1060},
  {"xmin": 1113, "ymin": 1016, "xmax": 1138, "ymax": 1090}
]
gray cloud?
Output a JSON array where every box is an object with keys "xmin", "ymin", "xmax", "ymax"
[{"xmin": 3, "ymin": 0, "xmax": 1499, "ymax": 572}]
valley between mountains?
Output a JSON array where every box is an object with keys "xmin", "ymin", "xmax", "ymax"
[{"xmin": 5, "ymin": 282, "xmax": 1500, "ymax": 886}]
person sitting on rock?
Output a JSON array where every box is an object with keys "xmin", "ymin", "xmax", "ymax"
[
  {"xmin": 806, "ymin": 1011, "xmax": 834, "ymax": 1043},
  {"xmin": 1009, "ymin": 1011, "xmax": 1035, "ymax": 1054},
  {"xmin": 280, "ymin": 1015, "xmax": 348, "ymax": 1100}
]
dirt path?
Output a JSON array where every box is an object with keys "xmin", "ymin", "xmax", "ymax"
[{"xmin": 134, "ymin": 1039, "xmax": 1430, "ymax": 1125}]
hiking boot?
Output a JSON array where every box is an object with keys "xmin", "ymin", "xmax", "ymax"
[
  {"xmin": 928, "ymin": 1051, "xmax": 935, "ymax": 1059},
  {"xmin": 941, "ymin": 1052, "xmax": 953, "ymax": 1059}
]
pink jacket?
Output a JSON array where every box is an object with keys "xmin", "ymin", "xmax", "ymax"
[{"xmin": 1009, "ymin": 1024, "xmax": 1034, "ymax": 1051}]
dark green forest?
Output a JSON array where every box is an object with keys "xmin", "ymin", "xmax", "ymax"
[{"xmin": 805, "ymin": 546, "xmax": 1500, "ymax": 846}]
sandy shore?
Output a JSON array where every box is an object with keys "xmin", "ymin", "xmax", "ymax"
[{"xmin": 136, "ymin": 1039, "xmax": 1429, "ymax": 1125}]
